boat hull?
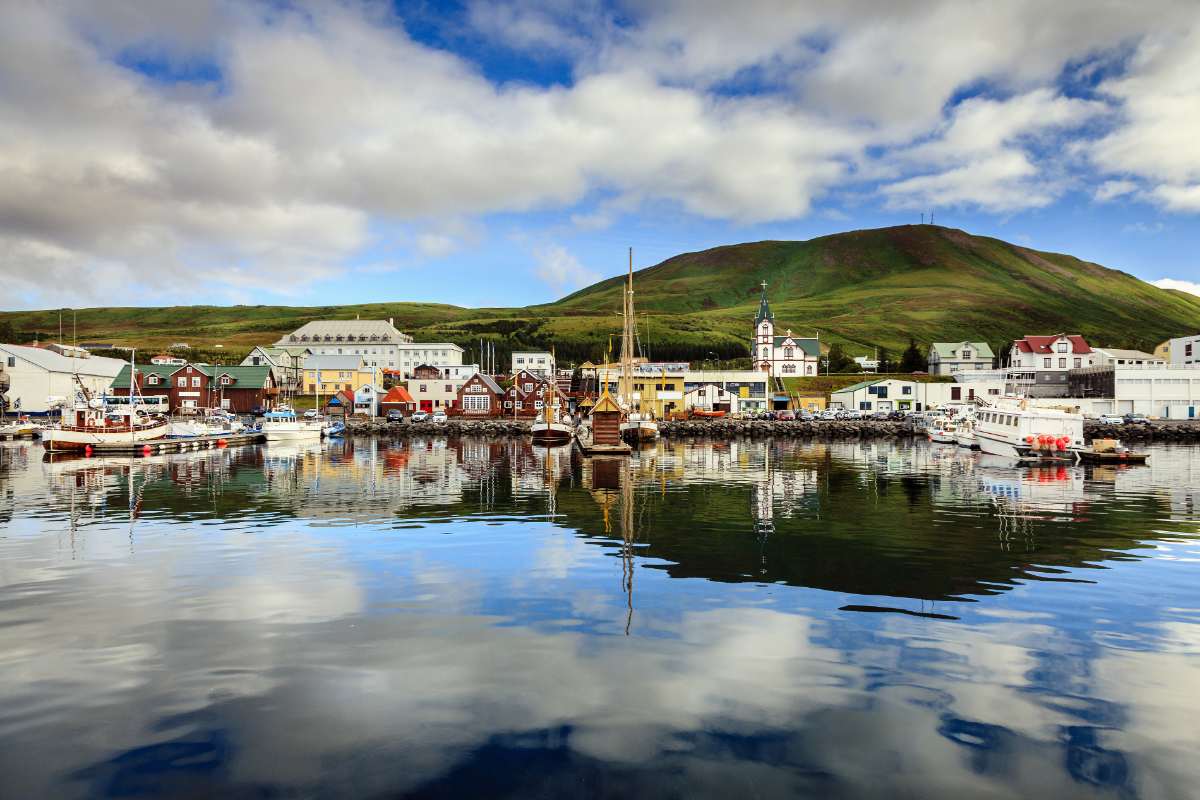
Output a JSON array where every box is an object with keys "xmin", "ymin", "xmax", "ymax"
[
  {"xmin": 264, "ymin": 427, "xmax": 323, "ymax": 441},
  {"xmin": 620, "ymin": 421, "xmax": 659, "ymax": 442},
  {"xmin": 955, "ymin": 434, "xmax": 979, "ymax": 450},
  {"xmin": 42, "ymin": 421, "xmax": 169, "ymax": 451},
  {"xmin": 531, "ymin": 422, "xmax": 574, "ymax": 445}
]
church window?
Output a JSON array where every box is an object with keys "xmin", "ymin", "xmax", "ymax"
[{"xmin": 784, "ymin": 347, "xmax": 794, "ymax": 359}]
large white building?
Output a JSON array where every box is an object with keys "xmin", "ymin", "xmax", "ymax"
[
  {"xmin": 511, "ymin": 351, "xmax": 554, "ymax": 377},
  {"xmin": 1090, "ymin": 348, "xmax": 1165, "ymax": 368},
  {"xmin": 1163, "ymin": 335, "xmax": 1200, "ymax": 367},
  {"xmin": 275, "ymin": 319, "xmax": 465, "ymax": 379},
  {"xmin": 0, "ymin": 343, "xmax": 127, "ymax": 414},
  {"xmin": 1069, "ymin": 364, "xmax": 1200, "ymax": 418},
  {"xmin": 752, "ymin": 283, "xmax": 820, "ymax": 377},
  {"xmin": 831, "ymin": 377, "xmax": 1005, "ymax": 412}
]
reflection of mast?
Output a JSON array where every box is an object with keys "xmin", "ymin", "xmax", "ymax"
[
  {"xmin": 619, "ymin": 461, "xmax": 636, "ymax": 635},
  {"xmin": 620, "ymin": 247, "xmax": 634, "ymax": 412}
]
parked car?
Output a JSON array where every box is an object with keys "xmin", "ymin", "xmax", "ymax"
[
  {"xmin": 386, "ymin": 409, "xmax": 405, "ymax": 423},
  {"xmin": 303, "ymin": 409, "xmax": 319, "ymax": 420},
  {"xmin": 798, "ymin": 411, "xmax": 815, "ymax": 422},
  {"xmin": 410, "ymin": 410, "xmax": 429, "ymax": 423},
  {"xmin": 819, "ymin": 410, "xmax": 841, "ymax": 421},
  {"xmin": 842, "ymin": 410, "xmax": 865, "ymax": 420},
  {"xmin": 887, "ymin": 411, "xmax": 908, "ymax": 421},
  {"xmin": 775, "ymin": 410, "xmax": 796, "ymax": 421},
  {"xmin": 1098, "ymin": 414, "xmax": 1124, "ymax": 425},
  {"xmin": 431, "ymin": 409, "xmax": 448, "ymax": 424},
  {"xmin": 1123, "ymin": 412, "xmax": 1151, "ymax": 425},
  {"xmin": 871, "ymin": 410, "xmax": 890, "ymax": 420}
]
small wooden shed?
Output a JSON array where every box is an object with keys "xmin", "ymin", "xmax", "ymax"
[{"xmin": 590, "ymin": 390, "xmax": 624, "ymax": 447}]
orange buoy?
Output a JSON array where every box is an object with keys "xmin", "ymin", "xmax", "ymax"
[{"xmin": 217, "ymin": 439, "xmax": 227, "ymax": 448}]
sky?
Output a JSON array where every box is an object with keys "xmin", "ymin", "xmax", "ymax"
[{"xmin": 1, "ymin": 0, "xmax": 1199, "ymax": 311}]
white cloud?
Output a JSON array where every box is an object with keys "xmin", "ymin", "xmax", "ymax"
[
  {"xmin": 1152, "ymin": 278, "xmax": 1200, "ymax": 297},
  {"xmin": 533, "ymin": 244, "xmax": 600, "ymax": 292},
  {"xmin": 1122, "ymin": 221, "xmax": 1166, "ymax": 234},
  {"xmin": 2, "ymin": 1, "xmax": 1200, "ymax": 308}
]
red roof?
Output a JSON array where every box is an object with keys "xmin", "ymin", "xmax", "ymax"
[
  {"xmin": 381, "ymin": 386, "xmax": 414, "ymax": 404},
  {"xmin": 1014, "ymin": 334, "xmax": 1091, "ymax": 355}
]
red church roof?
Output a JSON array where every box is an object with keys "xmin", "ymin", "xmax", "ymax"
[
  {"xmin": 381, "ymin": 386, "xmax": 414, "ymax": 404},
  {"xmin": 1014, "ymin": 334, "xmax": 1092, "ymax": 355}
]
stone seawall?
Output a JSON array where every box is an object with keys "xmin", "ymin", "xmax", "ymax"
[{"xmin": 344, "ymin": 417, "xmax": 1200, "ymax": 443}]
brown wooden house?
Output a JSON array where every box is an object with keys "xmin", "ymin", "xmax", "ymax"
[
  {"xmin": 504, "ymin": 368, "xmax": 570, "ymax": 417},
  {"xmin": 457, "ymin": 373, "xmax": 504, "ymax": 416},
  {"xmin": 111, "ymin": 362, "xmax": 278, "ymax": 414}
]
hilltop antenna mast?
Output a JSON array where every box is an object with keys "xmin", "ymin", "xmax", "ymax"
[{"xmin": 921, "ymin": 213, "xmax": 925, "ymax": 225}]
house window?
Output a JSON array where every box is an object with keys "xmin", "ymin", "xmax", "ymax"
[
  {"xmin": 1043, "ymin": 358, "xmax": 1052, "ymax": 368},
  {"xmin": 504, "ymin": 400, "xmax": 512, "ymax": 408},
  {"xmin": 951, "ymin": 387, "xmax": 961, "ymax": 401},
  {"xmin": 1187, "ymin": 343, "xmax": 1194, "ymax": 357},
  {"xmin": 147, "ymin": 376, "xmax": 158, "ymax": 385},
  {"xmin": 782, "ymin": 364, "xmax": 796, "ymax": 374},
  {"xmin": 420, "ymin": 384, "xmax": 427, "ymax": 392},
  {"xmin": 1057, "ymin": 342, "xmax": 1068, "ymax": 352},
  {"xmin": 177, "ymin": 377, "xmax": 187, "ymax": 387},
  {"xmin": 191, "ymin": 377, "xmax": 201, "ymax": 387},
  {"xmin": 1074, "ymin": 358, "xmax": 1082, "ymax": 368},
  {"xmin": 784, "ymin": 347, "xmax": 794, "ymax": 359},
  {"xmin": 308, "ymin": 384, "xmax": 315, "ymax": 393},
  {"xmin": 962, "ymin": 350, "xmax": 971, "ymax": 360},
  {"xmin": 524, "ymin": 383, "xmax": 533, "ymax": 392},
  {"xmin": 220, "ymin": 376, "xmax": 231, "ymax": 385},
  {"xmin": 5, "ymin": 357, "xmax": 14, "ymax": 367},
  {"xmin": 1058, "ymin": 358, "xmax": 1066, "ymax": 369},
  {"xmin": 444, "ymin": 384, "xmax": 452, "ymax": 393},
  {"xmin": 761, "ymin": 347, "xmax": 768, "ymax": 357},
  {"xmin": 252, "ymin": 357, "xmax": 260, "ymax": 365},
  {"xmin": 902, "ymin": 386, "xmax": 912, "ymax": 395}
]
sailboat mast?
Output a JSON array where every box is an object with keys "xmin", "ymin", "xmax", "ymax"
[{"xmin": 621, "ymin": 247, "xmax": 634, "ymax": 409}]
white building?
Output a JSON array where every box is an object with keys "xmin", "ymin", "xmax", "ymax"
[
  {"xmin": 0, "ymin": 343, "xmax": 126, "ymax": 414},
  {"xmin": 1090, "ymin": 348, "xmax": 1166, "ymax": 368},
  {"xmin": 853, "ymin": 356, "xmax": 880, "ymax": 373},
  {"xmin": 751, "ymin": 282, "xmax": 820, "ymax": 377},
  {"xmin": 831, "ymin": 377, "xmax": 1004, "ymax": 413},
  {"xmin": 928, "ymin": 341, "xmax": 994, "ymax": 374},
  {"xmin": 1008, "ymin": 334, "xmax": 1097, "ymax": 397},
  {"xmin": 511, "ymin": 351, "xmax": 554, "ymax": 378},
  {"xmin": 1164, "ymin": 335, "xmax": 1200, "ymax": 367},
  {"xmin": 684, "ymin": 384, "xmax": 741, "ymax": 414},
  {"xmin": 406, "ymin": 363, "xmax": 480, "ymax": 411},
  {"xmin": 1069, "ymin": 364, "xmax": 1200, "ymax": 418},
  {"xmin": 594, "ymin": 364, "xmax": 773, "ymax": 413}
]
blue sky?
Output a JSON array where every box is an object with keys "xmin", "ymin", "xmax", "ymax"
[{"xmin": 0, "ymin": 0, "xmax": 1198, "ymax": 310}]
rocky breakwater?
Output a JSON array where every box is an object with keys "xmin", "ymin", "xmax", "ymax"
[
  {"xmin": 659, "ymin": 419, "xmax": 919, "ymax": 439},
  {"xmin": 346, "ymin": 418, "xmax": 532, "ymax": 437},
  {"xmin": 1084, "ymin": 420, "xmax": 1200, "ymax": 443}
]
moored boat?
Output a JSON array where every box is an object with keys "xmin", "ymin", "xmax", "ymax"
[
  {"xmin": 530, "ymin": 383, "xmax": 574, "ymax": 444},
  {"xmin": 262, "ymin": 409, "xmax": 323, "ymax": 441},
  {"xmin": 975, "ymin": 401, "xmax": 1085, "ymax": 461},
  {"xmin": 620, "ymin": 412, "xmax": 659, "ymax": 442},
  {"xmin": 954, "ymin": 417, "xmax": 980, "ymax": 450},
  {"xmin": 42, "ymin": 399, "xmax": 168, "ymax": 452}
]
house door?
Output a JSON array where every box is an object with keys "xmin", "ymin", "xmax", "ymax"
[{"xmin": 1191, "ymin": 406, "xmax": 1196, "ymax": 419}]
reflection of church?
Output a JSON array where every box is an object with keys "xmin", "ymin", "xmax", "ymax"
[{"xmin": 752, "ymin": 282, "xmax": 821, "ymax": 377}]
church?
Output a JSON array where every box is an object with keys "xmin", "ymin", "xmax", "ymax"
[{"xmin": 751, "ymin": 282, "xmax": 821, "ymax": 376}]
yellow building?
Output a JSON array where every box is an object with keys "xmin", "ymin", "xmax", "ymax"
[
  {"xmin": 1154, "ymin": 340, "xmax": 1171, "ymax": 361},
  {"xmin": 301, "ymin": 355, "xmax": 379, "ymax": 394}
]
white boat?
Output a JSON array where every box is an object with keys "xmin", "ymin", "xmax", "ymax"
[
  {"xmin": 261, "ymin": 409, "xmax": 323, "ymax": 441},
  {"xmin": 975, "ymin": 401, "xmax": 1085, "ymax": 461},
  {"xmin": 530, "ymin": 385, "xmax": 574, "ymax": 444},
  {"xmin": 927, "ymin": 419, "xmax": 958, "ymax": 444},
  {"xmin": 620, "ymin": 412, "xmax": 659, "ymax": 442},
  {"xmin": 954, "ymin": 416, "xmax": 980, "ymax": 449},
  {"xmin": 0, "ymin": 420, "xmax": 44, "ymax": 437},
  {"xmin": 42, "ymin": 399, "xmax": 168, "ymax": 452},
  {"xmin": 167, "ymin": 410, "xmax": 244, "ymax": 438}
]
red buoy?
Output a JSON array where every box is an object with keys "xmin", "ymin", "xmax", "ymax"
[
  {"xmin": 84, "ymin": 445, "xmax": 93, "ymax": 457},
  {"xmin": 142, "ymin": 444, "xmax": 152, "ymax": 455},
  {"xmin": 217, "ymin": 439, "xmax": 228, "ymax": 448}
]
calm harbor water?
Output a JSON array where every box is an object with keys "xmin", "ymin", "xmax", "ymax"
[{"xmin": 1, "ymin": 436, "xmax": 1198, "ymax": 799}]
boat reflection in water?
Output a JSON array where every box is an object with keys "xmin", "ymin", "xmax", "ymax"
[{"xmin": 0, "ymin": 436, "xmax": 1198, "ymax": 798}]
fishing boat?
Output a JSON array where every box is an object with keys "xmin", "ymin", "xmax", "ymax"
[
  {"xmin": 927, "ymin": 419, "xmax": 958, "ymax": 444},
  {"xmin": 261, "ymin": 408, "xmax": 323, "ymax": 441},
  {"xmin": 616, "ymin": 247, "xmax": 659, "ymax": 443},
  {"xmin": 167, "ymin": 409, "xmax": 244, "ymax": 438},
  {"xmin": 531, "ymin": 381, "xmax": 574, "ymax": 444},
  {"xmin": 42, "ymin": 360, "xmax": 168, "ymax": 452},
  {"xmin": 975, "ymin": 400, "xmax": 1085, "ymax": 461},
  {"xmin": 954, "ymin": 416, "xmax": 980, "ymax": 450}
]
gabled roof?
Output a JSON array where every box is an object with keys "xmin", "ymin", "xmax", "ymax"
[
  {"xmin": 0, "ymin": 343, "xmax": 125, "ymax": 378},
  {"xmin": 1014, "ymin": 334, "xmax": 1092, "ymax": 355},
  {"xmin": 462, "ymin": 373, "xmax": 503, "ymax": 394},
  {"xmin": 277, "ymin": 319, "xmax": 411, "ymax": 346},
  {"xmin": 771, "ymin": 336, "xmax": 820, "ymax": 356},
  {"xmin": 930, "ymin": 342, "xmax": 994, "ymax": 359},
  {"xmin": 111, "ymin": 363, "xmax": 273, "ymax": 389},
  {"xmin": 591, "ymin": 390, "xmax": 623, "ymax": 413},
  {"xmin": 835, "ymin": 379, "xmax": 884, "ymax": 394},
  {"xmin": 381, "ymin": 385, "xmax": 414, "ymax": 404}
]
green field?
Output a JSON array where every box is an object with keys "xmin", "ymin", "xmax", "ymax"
[{"xmin": 4, "ymin": 224, "xmax": 1198, "ymax": 366}]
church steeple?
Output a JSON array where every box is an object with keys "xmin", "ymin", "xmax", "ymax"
[{"xmin": 755, "ymin": 280, "xmax": 774, "ymax": 326}]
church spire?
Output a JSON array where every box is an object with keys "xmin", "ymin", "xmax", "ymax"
[{"xmin": 755, "ymin": 280, "xmax": 774, "ymax": 326}]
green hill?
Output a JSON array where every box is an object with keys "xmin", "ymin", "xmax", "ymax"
[{"xmin": 3, "ymin": 225, "xmax": 1198, "ymax": 365}]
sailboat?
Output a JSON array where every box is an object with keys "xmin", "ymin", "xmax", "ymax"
[
  {"xmin": 618, "ymin": 248, "xmax": 659, "ymax": 443},
  {"xmin": 530, "ymin": 380, "xmax": 573, "ymax": 444}
]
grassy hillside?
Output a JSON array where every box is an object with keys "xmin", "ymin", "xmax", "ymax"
[{"xmin": 4, "ymin": 225, "xmax": 1198, "ymax": 365}]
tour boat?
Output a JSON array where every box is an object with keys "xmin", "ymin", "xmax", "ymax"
[
  {"xmin": 975, "ymin": 401, "xmax": 1085, "ymax": 461},
  {"xmin": 42, "ymin": 398, "xmax": 168, "ymax": 452},
  {"xmin": 531, "ymin": 384, "xmax": 574, "ymax": 445},
  {"xmin": 261, "ymin": 409, "xmax": 323, "ymax": 441},
  {"xmin": 927, "ymin": 420, "xmax": 958, "ymax": 444}
]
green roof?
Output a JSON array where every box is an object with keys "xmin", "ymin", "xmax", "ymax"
[
  {"xmin": 772, "ymin": 336, "xmax": 820, "ymax": 356},
  {"xmin": 111, "ymin": 363, "xmax": 273, "ymax": 390},
  {"xmin": 929, "ymin": 341, "xmax": 994, "ymax": 359}
]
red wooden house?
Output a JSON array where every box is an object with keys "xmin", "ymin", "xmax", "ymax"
[
  {"xmin": 503, "ymin": 369, "xmax": 570, "ymax": 417},
  {"xmin": 111, "ymin": 362, "xmax": 278, "ymax": 414},
  {"xmin": 456, "ymin": 373, "xmax": 504, "ymax": 416}
]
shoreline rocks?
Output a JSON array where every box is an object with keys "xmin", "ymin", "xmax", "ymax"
[{"xmin": 1083, "ymin": 421, "xmax": 1200, "ymax": 443}]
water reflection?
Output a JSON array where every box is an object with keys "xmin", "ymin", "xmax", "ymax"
[{"xmin": 0, "ymin": 438, "xmax": 1198, "ymax": 798}]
